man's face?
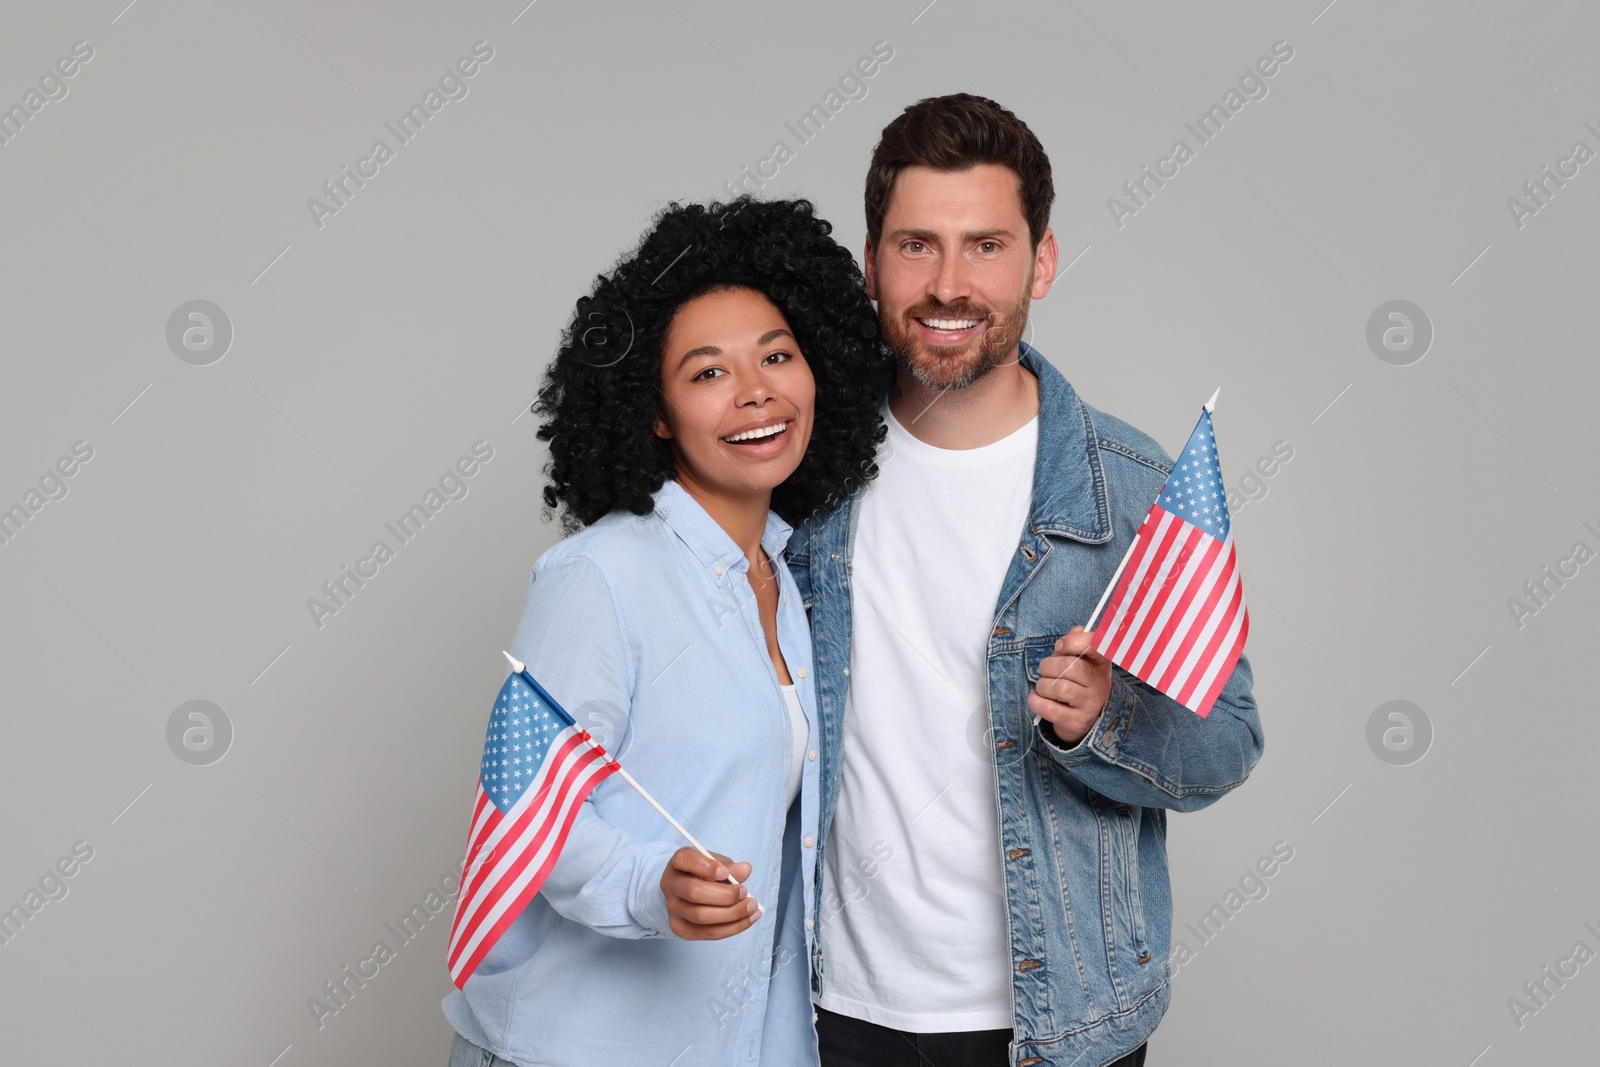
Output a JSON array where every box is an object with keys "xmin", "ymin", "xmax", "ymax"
[{"xmin": 865, "ymin": 163, "xmax": 1057, "ymax": 391}]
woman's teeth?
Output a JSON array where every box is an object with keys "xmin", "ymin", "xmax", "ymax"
[{"xmin": 723, "ymin": 421, "xmax": 790, "ymax": 443}]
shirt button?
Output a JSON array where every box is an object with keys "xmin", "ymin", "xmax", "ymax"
[
  {"xmin": 808, "ymin": 749, "xmax": 817, "ymax": 761},
  {"xmin": 804, "ymin": 836, "xmax": 815, "ymax": 848},
  {"xmin": 714, "ymin": 564, "xmax": 724, "ymax": 575},
  {"xmin": 842, "ymin": 667, "xmax": 850, "ymax": 676},
  {"xmin": 797, "ymin": 668, "xmax": 807, "ymax": 678},
  {"xmin": 831, "ymin": 552, "xmax": 840, "ymax": 561},
  {"xmin": 781, "ymin": 593, "xmax": 788, "ymax": 603},
  {"xmin": 805, "ymin": 918, "xmax": 814, "ymax": 930}
]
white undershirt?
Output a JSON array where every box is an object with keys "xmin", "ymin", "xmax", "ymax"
[
  {"xmin": 778, "ymin": 683, "xmax": 807, "ymax": 810},
  {"xmin": 816, "ymin": 401, "xmax": 1038, "ymax": 1032}
]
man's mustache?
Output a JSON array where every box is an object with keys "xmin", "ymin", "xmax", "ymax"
[{"xmin": 904, "ymin": 303, "xmax": 993, "ymax": 321}]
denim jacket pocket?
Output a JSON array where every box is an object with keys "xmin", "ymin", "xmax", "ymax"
[
  {"xmin": 1022, "ymin": 635, "xmax": 1054, "ymax": 684},
  {"xmin": 1110, "ymin": 801, "xmax": 1148, "ymax": 949},
  {"xmin": 1087, "ymin": 789, "xmax": 1152, "ymax": 1002}
]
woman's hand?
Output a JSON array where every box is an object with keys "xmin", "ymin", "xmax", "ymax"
[{"xmin": 660, "ymin": 848, "xmax": 760, "ymax": 940}]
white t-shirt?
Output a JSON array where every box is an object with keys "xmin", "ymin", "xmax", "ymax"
[
  {"xmin": 778, "ymin": 683, "xmax": 807, "ymax": 810},
  {"xmin": 816, "ymin": 401, "xmax": 1038, "ymax": 1032}
]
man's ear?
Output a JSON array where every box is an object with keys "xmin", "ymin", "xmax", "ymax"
[
  {"xmin": 1030, "ymin": 227, "xmax": 1060, "ymax": 301},
  {"xmin": 863, "ymin": 239, "xmax": 878, "ymax": 301}
]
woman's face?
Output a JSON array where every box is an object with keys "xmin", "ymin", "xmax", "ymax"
[{"xmin": 654, "ymin": 287, "xmax": 816, "ymax": 507}]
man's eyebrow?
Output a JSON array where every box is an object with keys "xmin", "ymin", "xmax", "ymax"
[
  {"xmin": 674, "ymin": 328, "xmax": 794, "ymax": 370},
  {"xmin": 886, "ymin": 227, "xmax": 1018, "ymax": 243}
]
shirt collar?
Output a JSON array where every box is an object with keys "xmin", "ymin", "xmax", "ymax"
[
  {"xmin": 1017, "ymin": 341, "xmax": 1113, "ymax": 544},
  {"xmin": 651, "ymin": 477, "xmax": 794, "ymax": 578}
]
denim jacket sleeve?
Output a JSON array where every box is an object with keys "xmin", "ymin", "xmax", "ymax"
[
  {"xmin": 507, "ymin": 554, "xmax": 678, "ymax": 939},
  {"xmin": 1036, "ymin": 650, "xmax": 1264, "ymax": 812}
]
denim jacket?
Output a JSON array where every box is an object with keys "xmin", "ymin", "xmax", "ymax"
[{"xmin": 786, "ymin": 343, "xmax": 1264, "ymax": 1067}]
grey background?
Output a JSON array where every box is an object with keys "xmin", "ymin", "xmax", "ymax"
[{"xmin": 1, "ymin": 0, "xmax": 1595, "ymax": 1064}]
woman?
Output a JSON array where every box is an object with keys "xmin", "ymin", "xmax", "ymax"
[{"xmin": 442, "ymin": 196, "xmax": 891, "ymax": 1066}]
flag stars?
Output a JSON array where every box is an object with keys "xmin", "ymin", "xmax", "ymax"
[
  {"xmin": 480, "ymin": 679, "xmax": 582, "ymax": 807},
  {"xmin": 1155, "ymin": 414, "xmax": 1232, "ymax": 539}
]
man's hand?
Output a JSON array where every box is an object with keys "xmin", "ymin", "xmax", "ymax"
[
  {"xmin": 660, "ymin": 848, "xmax": 760, "ymax": 941},
  {"xmin": 1028, "ymin": 626, "xmax": 1113, "ymax": 746}
]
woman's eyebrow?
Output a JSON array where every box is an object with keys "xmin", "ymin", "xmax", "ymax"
[
  {"xmin": 676, "ymin": 345, "xmax": 721, "ymax": 368},
  {"xmin": 675, "ymin": 328, "xmax": 794, "ymax": 370}
]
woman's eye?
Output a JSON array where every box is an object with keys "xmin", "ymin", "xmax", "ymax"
[
  {"xmin": 692, "ymin": 367, "xmax": 725, "ymax": 381},
  {"xmin": 763, "ymin": 350, "xmax": 793, "ymax": 364}
]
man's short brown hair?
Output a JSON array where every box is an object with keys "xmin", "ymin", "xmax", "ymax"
[{"xmin": 865, "ymin": 93, "xmax": 1054, "ymax": 249}]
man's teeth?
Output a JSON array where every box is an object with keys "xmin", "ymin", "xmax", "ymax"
[
  {"xmin": 920, "ymin": 318, "xmax": 981, "ymax": 330},
  {"xmin": 724, "ymin": 421, "xmax": 790, "ymax": 443}
]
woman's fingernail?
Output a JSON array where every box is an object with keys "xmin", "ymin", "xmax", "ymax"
[
  {"xmin": 739, "ymin": 886, "xmax": 748, "ymax": 899},
  {"xmin": 746, "ymin": 899, "xmax": 759, "ymax": 914},
  {"xmin": 714, "ymin": 866, "xmax": 727, "ymax": 880}
]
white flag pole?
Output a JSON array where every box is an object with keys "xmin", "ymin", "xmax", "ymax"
[
  {"xmin": 1031, "ymin": 388, "xmax": 1219, "ymax": 728},
  {"xmin": 502, "ymin": 651, "xmax": 761, "ymax": 913}
]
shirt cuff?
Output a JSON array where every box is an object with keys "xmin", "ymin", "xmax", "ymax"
[{"xmin": 629, "ymin": 841, "xmax": 681, "ymax": 938}]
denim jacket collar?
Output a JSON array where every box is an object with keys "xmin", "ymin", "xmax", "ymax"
[
  {"xmin": 1018, "ymin": 341, "xmax": 1114, "ymax": 545},
  {"xmin": 651, "ymin": 476, "xmax": 794, "ymax": 577}
]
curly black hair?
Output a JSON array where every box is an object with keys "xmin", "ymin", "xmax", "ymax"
[{"xmin": 534, "ymin": 196, "xmax": 893, "ymax": 531}]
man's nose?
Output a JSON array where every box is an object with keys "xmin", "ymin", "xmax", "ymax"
[{"xmin": 931, "ymin": 253, "xmax": 971, "ymax": 305}]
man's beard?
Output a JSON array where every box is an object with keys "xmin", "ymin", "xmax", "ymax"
[{"xmin": 882, "ymin": 285, "xmax": 1032, "ymax": 392}]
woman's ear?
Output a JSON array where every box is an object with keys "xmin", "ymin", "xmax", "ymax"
[{"xmin": 653, "ymin": 408, "xmax": 672, "ymax": 440}]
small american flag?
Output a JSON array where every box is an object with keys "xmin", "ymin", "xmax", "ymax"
[
  {"xmin": 1091, "ymin": 406, "xmax": 1249, "ymax": 718},
  {"xmin": 447, "ymin": 666, "xmax": 618, "ymax": 988}
]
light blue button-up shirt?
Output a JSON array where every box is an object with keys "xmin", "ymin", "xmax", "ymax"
[{"xmin": 442, "ymin": 478, "xmax": 821, "ymax": 1066}]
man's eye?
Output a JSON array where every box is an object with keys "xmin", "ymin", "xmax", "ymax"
[
  {"xmin": 978, "ymin": 241, "xmax": 999, "ymax": 253},
  {"xmin": 904, "ymin": 241, "xmax": 925, "ymax": 254}
]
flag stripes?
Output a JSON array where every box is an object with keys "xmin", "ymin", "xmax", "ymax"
[
  {"xmin": 1089, "ymin": 405, "xmax": 1249, "ymax": 718},
  {"xmin": 446, "ymin": 673, "xmax": 620, "ymax": 990}
]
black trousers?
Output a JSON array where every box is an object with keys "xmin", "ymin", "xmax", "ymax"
[{"xmin": 817, "ymin": 1007, "xmax": 1149, "ymax": 1067}]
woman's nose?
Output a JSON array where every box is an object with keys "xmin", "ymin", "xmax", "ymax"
[{"xmin": 735, "ymin": 367, "xmax": 776, "ymax": 405}]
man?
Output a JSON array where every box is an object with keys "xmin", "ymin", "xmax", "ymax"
[{"xmin": 787, "ymin": 94, "xmax": 1265, "ymax": 1067}]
